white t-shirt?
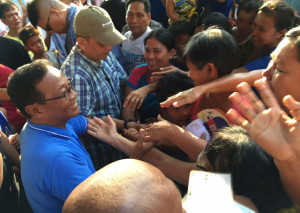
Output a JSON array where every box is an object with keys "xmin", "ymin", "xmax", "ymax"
[{"xmin": 122, "ymin": 26, "xmax": 152, "ymax": 74}]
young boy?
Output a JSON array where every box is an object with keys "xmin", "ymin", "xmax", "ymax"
[{"xmin": 19, "ymin": 25, "xmax": 61, "ymax": 68}]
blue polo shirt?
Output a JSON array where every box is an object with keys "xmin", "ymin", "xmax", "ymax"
[{"xmin": 21, "ymin": 115, "xmax": 95, "ymax": 213}]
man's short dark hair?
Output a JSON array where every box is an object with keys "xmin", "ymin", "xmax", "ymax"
[
  {"xmin": 26, "ymin": 0, "xmax": 39, "ymax": 28},
  {"xmin": 0, "ymin": 1, "xmax": 18, "ymax": 19},
  {"xmin": 7, "ymin": 60, "xmax": 50, "ymax": 118},
  {"xmin": 125, "ymin": 0, "xmax": 150, "ymax": 14},
  {"xmin": 19, "ymin": 25, "xmax": 41, "ymax": 45}
]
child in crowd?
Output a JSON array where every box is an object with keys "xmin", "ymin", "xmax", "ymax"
[
  {"xmin": 168, "ymin": 20, "xmax": 195, "ymax": 70},
  {"xmin": 233, "ymin": 0, "xmax": 262, "ymax": 67},
  {"xmin": 19, "ymin": 25, "xmax": 61, "ymax": 68},
  {"xmin": 233, "ymin": 0, "xmax": 294, "ymax": 72}
]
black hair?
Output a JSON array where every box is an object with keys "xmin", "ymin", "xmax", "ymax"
[
  {"xmin": 168, "ymin": 20, "xmax": 195, "ymax": 37},
  {"xmin": 184, "ymin": 28, "xmax": 238, "ymax": 77},
  {"xmin": 19, "ymin": 25, "xmax": 41, "ymax": 45},
  {"xmin": 237, "ymin": 0, "xmax": 262, "ymax": 15},
  {"xmin": 0, "ymin": 0, "xmax": 18, "ymax": 19},
  {"xmin": 26, "ymin": 0, "xmax": 39, "ymax": 28},
  {"xmin": 203, "ymin": 12, "xmax": 233, "ymax": 34},
  {"xmin": 125, "ymin": 0, "xmax": 150, "ymax": 14},
  {"xmin": 144, "ymin": 28, "xmax": 175, "ymax": 51},
  {"xmin": 285, "ymin": 26, "xmax": 300, "ymax": 62},
  {"xmin": 204, "ymin": 126, "xmax": 292, "ymax": 212},
  {"xmin": 259, "ymin": 0, "xmax": 294, "ymax": 32},
  {"xmin": 156, "ymin": 72, "xmax": 194, "ymax": 103},
  {"xmin": 7, "ymin": 60, "xmax": 50, "ymax": 118}
]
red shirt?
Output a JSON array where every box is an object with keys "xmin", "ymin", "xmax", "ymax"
[{"xmin": 0, "ymin": 64, "xmax": 26, "ymax": 132}]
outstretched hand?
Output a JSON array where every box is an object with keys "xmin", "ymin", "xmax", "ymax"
[
  {"xmin": 149, "ymin": 66, "xmax": 185, "ymax": 82},
  {"xmin": 123, "ymin": 86, "xmax": 149, "ymax": 111},
  {"xmin": 87, "ymin": 115, "xmax": 118, "ymax": 144},
  {"xmin": 130, "ymin": 129, "xmax": 155, "ymax": 159},
  {"xmin": 226, "ymin": 78, "xmax": 300, "ymax": 162},
  {"xmin": 160, "ymin": 86, "xmax": 205, "ymax": 108}
]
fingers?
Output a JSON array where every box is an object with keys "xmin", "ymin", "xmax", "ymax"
[
  {"xmin": 157, "ymin": 114, "xmax": 164, "ymax": 121},
  {"xmin": 123, "ymin": 95, "xmax": 141, "ymax": 111},
  {"xmin": 130, "ymin": 129, "xmax": 145, "ymax": 159},
  {"xmin": 254, "ymin": 78, "xmax": 280, "ymax": 109},
  {"xmin": 283, "ymin": 95, "xmax": 300, "ymax": 121},
  {"xmin": 160, "ymin": 92, "xmax": 183, "ymax": 108},
  {"xmin": 226, "ymin": 108, "xmax": 250, "ymax": 131}
]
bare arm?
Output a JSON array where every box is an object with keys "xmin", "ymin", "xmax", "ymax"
[
  {"xmin": 144, "ymin": 118, "xmax": 207, "ymax": 161},
  {"xmin": 87, "ymin": 116, "xmax": 196, "ymax": 186},
  {"xmin": 122, "ymin": 85, "xmax": 138, "ymax": 121},
  {"xmin": 161, "ymin": 69, "xmax": 263, "ymax": 108},
  {"xmin": 166, "ymin": 0, "xmax": 180, "ymax": 23},
  {"xmin": 123, "ymin": 83, "xmax": 157, "ymax": 111},
  {"xmin": 0, "ymin": 131, "xmax": 20, "ymax": 168}
]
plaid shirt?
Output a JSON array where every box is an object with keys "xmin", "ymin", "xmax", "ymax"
[
  {"xmin": 61, "ymin": 45, "xmax": 127, "ymax": 169},
  {"xmin": 61, "ymin": 45, "xmax": 127, "ymax": 118}
]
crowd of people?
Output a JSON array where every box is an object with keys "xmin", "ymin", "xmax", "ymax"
[{"xmin": 0, "ymin": 0, "xmax": 300, "ymax": 212}]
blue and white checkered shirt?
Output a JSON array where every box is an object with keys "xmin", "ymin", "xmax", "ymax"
[
  {"xmin": 61, "ymin": 45, "xmax": 127, "ymax": 170},
  {"xmin": 61, "ymin": 45, "xmax": 127, "ymax": 118}
]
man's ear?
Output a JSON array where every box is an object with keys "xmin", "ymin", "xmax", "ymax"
[
  {"xmin": 77, "ymin": 37, "xmax": 86, "ymax": 50},
  {"xmin": 206, "ymin": 62, "xmax": 218, "ymax": 80},
  {"xmin": 276, "ymin": 29, "xmax": 286, "ymax": 39},
  {"xmin": 25, "ymin": 104, "xmax": 41, "ymax": 118},
  {"xmin": 147, "ymin": 13, "xmax": 151, "ymax": 25},
  {"xmin": 168, "ymin": 48, "xmax": 176, "ymax": 59}
]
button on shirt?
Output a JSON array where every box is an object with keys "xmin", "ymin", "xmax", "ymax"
[{"xmin": 61, "ymin": 45, "xmax": 127, "ymax": 119}]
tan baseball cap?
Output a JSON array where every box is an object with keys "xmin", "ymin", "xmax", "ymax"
[{"xmin": 74, "ymin": 6, "xmax": 126, "ymax": 46}]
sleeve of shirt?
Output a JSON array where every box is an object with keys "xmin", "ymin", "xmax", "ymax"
[
  {"xmin": 127, "ymin": 66, "xmax": 144, "ymax": 89},
  {"xmin": 243, "ymin": 54, "xmax": 271, "ymax": 72},
  {"xmin": 67, "ymin": 115, "xmax": 88, "ymax": 135},
  {"xmin": 73, "ymin": 74, "xmax": 94, "ymax": 116},
  {"xmin": 46, "ymin": 152, "xmax": 94, "ymax": 201}
]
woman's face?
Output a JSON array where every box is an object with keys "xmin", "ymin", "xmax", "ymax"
[
  {"xmin": 144, "ymin": 38, "xmax": 174, "ymax": 73},
  {"xmin": 187, "ymin": 59, "xmax": 211, "ymax": 86},
  {"xmin": 263, "ymin": 38, "xmax": 300, "ymax": 112},
  {"xmin": 251, "ymin": 12, "xmax": 283, "ymax": 48}
]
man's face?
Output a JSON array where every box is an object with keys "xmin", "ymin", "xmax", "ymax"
[
  {"xmin": 263, "ymin": 38, "xmax": 300, "ymax": 112},
  {"xmin": 79, "ymin": 37, "xmax": 112, "ymax": 63},
  {"xmin": 35, "ymin": 66, "xmax": 79, "ymax": 127},
  {"xmin": 1, "ymin": 6, "xmax": 22, "ymax": 31},
  {"xmin": 126, "ymin": 1, "xmax": 150, "ymax": 39}
]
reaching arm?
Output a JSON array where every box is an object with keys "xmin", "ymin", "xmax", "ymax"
[
  {"xmin": 161, "ymin": 69, "xmax": 263, "ymax": 108},
  {"xmin": 87, "ymin": 116, "xmax": 197, "ymax": 186},
  {"xmin": 0, "ymin": 88, "xmax": 10, "ymax": 101},
  {"xmin": 166, "ymin": 0, "xmax": 180, "ymax": 23},
  {"xmin": 0, "ymin": 131, "xmax": 20, "ymax": 168},
  {"xmin": 123, "ymin": 83, "xmax": 157, "ymax": 111},
  {"xmin": 226, "ymin": 79, "xmax": 300, "ymax": 205},
  {"xmin": 144, "ymin": 117, "xmax": 207, "ymax": 161}
]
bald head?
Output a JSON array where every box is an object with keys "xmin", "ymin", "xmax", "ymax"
[{"xmin": 63, "ymin": 159, "xmax": 183, "ymax": 213}]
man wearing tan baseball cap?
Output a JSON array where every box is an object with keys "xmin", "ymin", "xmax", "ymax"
[{"xmin": 61, "ymin": 6, "xmax": 128, "ymax": 170}]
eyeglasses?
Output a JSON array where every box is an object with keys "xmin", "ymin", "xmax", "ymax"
[
  {"xmin": 196, "ymin": 150, "xmax": 208, "ymax": 171},
  {"xmin": 34, "ymin": 78, "xmax": 74, "ymax": 104},
  {"xmin": 45, "ymin": 5, "xmax": 52, "ymax": 31}
]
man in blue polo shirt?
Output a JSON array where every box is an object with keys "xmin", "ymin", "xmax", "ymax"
[{"xmin": 7, "ymin": 59, "xmax": 95, "ymax": 213}]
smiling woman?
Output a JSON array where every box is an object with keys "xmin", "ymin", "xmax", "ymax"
[{"xmin": 122, "ymin": 28, "xmax": 176, "ymax": 122}]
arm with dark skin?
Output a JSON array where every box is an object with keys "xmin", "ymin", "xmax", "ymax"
[{"xmin": 87, "ymin": 116, "xmax": 197, "ymax": 186}]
